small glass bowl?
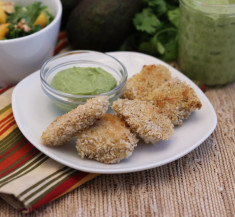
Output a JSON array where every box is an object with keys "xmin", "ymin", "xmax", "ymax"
[{"xmin": 40, "ymin": 50, "xmax": 128, "ymax": 111}]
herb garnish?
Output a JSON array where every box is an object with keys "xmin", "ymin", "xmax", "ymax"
[{"xmin": 121, "ymin": 0, "xmax": 180, "ymax": 61}]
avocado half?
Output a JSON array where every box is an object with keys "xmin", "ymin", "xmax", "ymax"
[{"xmin": 66, "ymin": 0, "xmax": 141, "ymax": 51}]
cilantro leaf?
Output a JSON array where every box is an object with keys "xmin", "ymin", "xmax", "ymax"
[
  {"xmin": 133, "ymin": 8, "xmax": 162, "ymax": 34},
  {"xmin": 121, "ymin": 0, "xmax": 179, "ymax": 61},
  {"xmin": 143, "ymin": 0, "xmax": 167, "ymax": 16},
  {"xmin": 167, "ymin": 8, "xmax": 180, "ymax": 27},
  {"xmin": 162, "ymin": 37, "xmax": 178, "ymax": 61},
  {"xmin": 24, "ymin": 2, "xmax": 42, "ymax": 26},
  {"xmin": 7, "ymin": 4, "xmax": 24, "ymax": 24}
]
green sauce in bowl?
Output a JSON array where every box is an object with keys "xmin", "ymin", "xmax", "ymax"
[{"xmin": 51, "ymin": 66, "xmax": 117, "ymax": 95}]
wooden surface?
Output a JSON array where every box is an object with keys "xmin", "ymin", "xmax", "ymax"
[{"xmin": 0, "ymin": 83, "xmax": 235, "ymax": 217}]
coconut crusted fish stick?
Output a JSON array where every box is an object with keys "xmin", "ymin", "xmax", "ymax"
[
  {"xmin": 41, "ymin": 96, "xmax": 109, "ymax": 147},
  {"xmin": 76, "ymin": 113, "xmax": 138, "ymax": 164},
  {"xmin": 112, "ymin": 99, "xmax": 174, "ymax": 144},
  {"xmin": 149, "ymin": 78, "xmax": 202, "ymax": 126},
  {"xmin": 122, "ymin": 64, "xmax": 171, "ymax": 101}
]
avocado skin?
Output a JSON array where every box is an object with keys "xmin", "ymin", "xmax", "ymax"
[
  {"xmin": 60, "ymin": 0, "xmax": 81, "ymax": 28},
  {"xmin": 66, "ymin": 0, "xmax": 141, "ymax": 51}
]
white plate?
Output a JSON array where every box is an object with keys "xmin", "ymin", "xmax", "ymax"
[{"xmin": 12, "ymin": 52, "xmax": 217, "ymax": 174}]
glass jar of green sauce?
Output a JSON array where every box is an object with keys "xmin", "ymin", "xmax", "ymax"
[{"xmin": 178, "ymin": 0, "xmax": 235, "ymax": 86}]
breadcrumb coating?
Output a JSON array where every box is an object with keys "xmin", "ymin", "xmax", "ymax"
[
  {"xmin": 112, "ymin": 99, "xmax": 174, "ymax": 144},
  {"xmin": 76, "ymin": 114, "xmax": 138, "ymax": 164},
  {"xmin": 122, "ymin": 64, "xmax": 171, "ymax": 101},
  {"xmin": 149, "ymin": 78, "xmax": 202, "ymax": 126},
  {"xmin": 41, "ymin": 96, "xmax": 109, "ymax": 147}
]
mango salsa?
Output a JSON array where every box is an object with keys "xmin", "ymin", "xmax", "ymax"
[
  {"xmin": 0, "ymin": 23, "xmax": 9, "ymax": 39},
  {"xmin": 33, "ymin": 12, "xmax": 47, "ymax": 28},
  {"xmin": 0, "ymin": 1, "xmax": 54, "ymax": 40},
  {"xmin": 0, "ymin": 6, "xmax": 6, "ymax": 24}
]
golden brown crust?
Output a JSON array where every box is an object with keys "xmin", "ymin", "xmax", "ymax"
[
  {"xmin": 112, "ymin": 99, "xmax": 174, "ymax": 144},
  {"xmin": 41, "ymin": 96, "xmax": 109, "ymax": 147},
  {"xmin": 76, "ymin": 114, "xmax": 138, "ymax": 164},
  {"xmin": 149, "ymin": 78, "xmax": 202, "ymax": 125},
  {"xmin": 122, "ymin": 64, "xmax": 171, "ymax": 101}
]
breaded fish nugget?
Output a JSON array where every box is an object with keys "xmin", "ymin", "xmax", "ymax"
[
  {"xmin": 112, "ymin": 99, "xmax": 174, "ymax": 144},
  {"xmin": 76, "ymin": 114, "xmax": 138, "ymax": 164},
  {"xmin": 42, "ymin": 96, "xmax": 109, "ymax": 147},
  {"xmin": 150, "ymin": 78, "xmax": 202, "ymax": 126},
  {"xmin": 122, "ymin": 64, "xmax": 171, "ymax": 101}
]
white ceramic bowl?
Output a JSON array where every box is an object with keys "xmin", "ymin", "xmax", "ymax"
[{"xmin": 0, "ymin": 0, "xmax": 62, "ymax": 87}]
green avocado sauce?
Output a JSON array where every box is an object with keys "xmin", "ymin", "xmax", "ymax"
[
  {"xmin": 178, "ymin": 0, "xmax": 235, "ymax": 85},
  {"xmin": 51, "ymin": 67, "xmax": 117, "ymax": 95}
]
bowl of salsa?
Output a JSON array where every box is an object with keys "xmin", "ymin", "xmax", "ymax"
[{"xmin": 0, "ymin": 0, "xmax": 62, "ymax": 87}]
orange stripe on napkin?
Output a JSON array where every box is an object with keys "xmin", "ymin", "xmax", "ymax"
[
  {"xmin": 54, "ymin": 173, "xmax": 98, "ymax": 200},
  {"xmin": 0, "ymin": 109, "xmax": 18, "ymax": 140},
  {"xmin": 0, "ymin": 145, "xmax": 39, "ymax": 178},
  {"xmin": 0, "ymin": 113, "xmax": 14, "ymax": 126},
  {"xmin": 0, "ymin": 116, "xmax": 14, "ymax": 129},
  {"xmin": 0, "ymin": 107, "xmax": 13, "ymax": 120},
  {"xmin": 0, "ymin": 141, "xmax": 35, "ymax": 171},
  {"xmin": 0, "ymin": 121, "xmax": 17, "ymax": 140},
  {"xmin": 0, "ymin": 138, "xmax": 26, "ymax": 159}
]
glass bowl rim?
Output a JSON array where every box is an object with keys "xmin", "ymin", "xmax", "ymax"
[{"xmin": 40, "ymin": 50, "xmax": 128, "ymax": 99}]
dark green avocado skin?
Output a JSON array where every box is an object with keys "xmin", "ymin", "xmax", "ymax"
[
  {"xmin": 60, "ymin": 0, "xmax": 81, "ymax": 28},
  {"xmin": 66, "ymin": 0, "xmax": 141, "ymax": 51}
]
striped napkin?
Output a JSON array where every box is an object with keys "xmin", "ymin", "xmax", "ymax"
[{"xmin": 0, "ymin": 34, "xmax": 98, "ymax": 213}]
